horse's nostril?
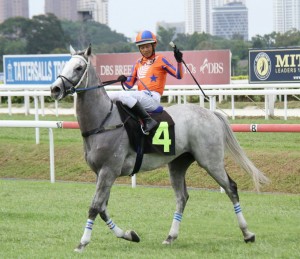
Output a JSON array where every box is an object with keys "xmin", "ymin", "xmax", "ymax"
[
  {"xmin": 50, "ymin": 85, "xmax": 63, "ymax": 100},
  {"xmin": 51, "ymin": 86, "xmax": 60, "ymax": 93}
]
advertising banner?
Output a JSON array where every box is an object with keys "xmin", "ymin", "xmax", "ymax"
[
  {"xmin": 95, "ymin": 50, "xmax": 231, "ymax": 85},
  {"xmin": 249, "ymin": 48, "xmax": 300, "ymax": 83},
  {"xmin": 3, "ymin": 54, "xmax": 71, "ymax": 85}
]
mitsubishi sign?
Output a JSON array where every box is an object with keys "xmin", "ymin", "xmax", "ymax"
[
  {"xmin": 95, "ymin": 50, "xmax": 231, "ymax": 85},
  {"xmin": 249, "ymin": 48, "xmax": 300, "ymax": 83}
]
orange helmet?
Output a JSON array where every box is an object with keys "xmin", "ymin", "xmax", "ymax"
[{"xmin": 135, "ymin": 30, "xmax": 157, "ymax": 46}]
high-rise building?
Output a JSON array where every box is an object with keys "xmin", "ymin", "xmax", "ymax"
[
  {"xmin": 45, "ymin": 0, "xmax": 78, "ymax": 21},
  {"xmin": 0, "ymin": 0, "xmax": 29, "ymax": 23},
  {"xmin": 212, "ymin": 1, "xmax": 248, "ymax": 40},
  {"xmin": 273, "ymin": 0, "xmax": 300, "ymax": 33},
  {"xmin": 185, "ymin": 0, "xmax": 205, "ymax": 34},
  {"xmin": 45, "ymin": 0, "xmax": 109, "ymax": 24},
  {"xmin": 77, "ymin": 0, "xmax": 108, "ymax": 24},
  {"xmin": 185, "ymin": 0, "xmax": 247, "ymax": 36}
]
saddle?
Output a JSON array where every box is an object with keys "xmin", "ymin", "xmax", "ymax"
[{"xmin": 116, "ymin": 102, "xmax": 176, "ymax": 175}]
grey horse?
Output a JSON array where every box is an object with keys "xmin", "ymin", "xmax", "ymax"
[{"xmin": 50, "ymin": 45, "xmax": 269, "ymax": 253}]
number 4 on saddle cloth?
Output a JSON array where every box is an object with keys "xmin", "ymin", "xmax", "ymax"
[{"xmin": 116, "ymin": 102, "xmax": 176, "ymax": 175}]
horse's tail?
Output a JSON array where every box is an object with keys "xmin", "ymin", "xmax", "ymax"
[{"xmin": 214, "ymin": 111, "xmax": 269, "ymax": 191}]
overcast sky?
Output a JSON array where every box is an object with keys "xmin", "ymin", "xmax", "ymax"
[{"xmin": 29, "ymin": 0, "xmax": 273, "ymax": 40}]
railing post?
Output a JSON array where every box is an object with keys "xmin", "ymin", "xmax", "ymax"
[
  {"xmin": 209, "ymin": 96, "xmax": 216, "ymax": 111},
  {"xmin": 34, "ymin": 96, "xmax": 40, "ymax": 144},
  {"xmin": 49, "ymin": 128, "xmax": 55, "ymax": 183},
  {"xmin": 284, "ymin": 94, "xmax": 287, "ymax": 120},
  {"xmin": 131, "ymin": 174, "xmax": 136, "ymax": 188},
  {"xmin": 8, "ymin": 96, "xmax": 12, "ymax": 115},
  {"xmin": 231, "ymin": 94, "xmax": 235, "ymax": 120}
]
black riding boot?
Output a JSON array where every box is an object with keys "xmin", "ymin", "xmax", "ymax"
[{"xmin": 131, "ymin": 102, "xmax": 158, "ymax": 134}]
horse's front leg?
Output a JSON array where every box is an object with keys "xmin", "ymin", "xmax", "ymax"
[
  {"xmin": 74, "ymin": 168, "xmax": 139, "ymax": 253},
  {"xmin": 74, "ymin": 207, "xmax": 98, "ymax": 253},
  {"xmin": 74, "ymin": 185, "xmax": 107, "ymax": 252},
  {"xmin": 99, "ymin": 206, "xmax": 140, "ymax": 243}
]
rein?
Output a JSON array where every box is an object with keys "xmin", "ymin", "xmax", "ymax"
[
  {"xmin": 58, "ymin": 54, "xmax": 127, "ymax": 138},
  {"xmin": 58, "ymin": 54, "xmax": 123, "ymax": 95},
  {"xmin": 73, "ymin": 79, "xmax": 123, "ymax": 94}
]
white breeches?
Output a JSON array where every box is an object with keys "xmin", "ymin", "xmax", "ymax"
[{"xmin": 107, "ymin": 90, "xmax": 161, "ymax": 111}]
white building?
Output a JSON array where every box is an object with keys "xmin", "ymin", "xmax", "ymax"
[
  {"xmin": 77, "ymin": 0, "xmax": 108, "ymax": 25},
  {"xmin": 184, "ymin": 0, "xmax": 245, "ymax": 35},
  {"xmin": 45, "ymin": 0, "xmax": 109, "ymax": 25},
  {"xmin": 0, "ymin": 0, "xmax": 29, "ymax": 23},
  {"xmin": 273, "ymin": 0, "xmax": 300, "ymax": 33}
]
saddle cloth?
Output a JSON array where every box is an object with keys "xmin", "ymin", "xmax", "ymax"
[{"xmin": 116, "ymin": 102, "xmax": 175, "ymax": 156}]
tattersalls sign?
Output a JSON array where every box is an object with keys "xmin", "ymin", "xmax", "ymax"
[
  {"xmin": 249, "ymin": 48, "xmax": 300, "ymax": 83},
  {"xmin": 95, "ymin": 50, "xmax": 231, "ymax": 85},
  {"xmin": 3, "ymin": 54, "xmax": 71, "ymax": 85}
]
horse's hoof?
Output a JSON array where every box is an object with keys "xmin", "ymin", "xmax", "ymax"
[
  {"xmin": 162, "ymin": 235, "xmax": 177, "ymax": 245},
  {"xmin": 74, "ymin": 243, "xmax": 87, "ymax": 253},
  {"xmin": 244, "ymin": 234, "xmax": 255, "ymax": 243},
  {"xmin": 123, "ymin": 230, "xmax": 140, "ymax": 242}
]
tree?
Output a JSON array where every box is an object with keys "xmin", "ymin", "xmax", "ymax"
[
  {"xmin": 156, "ymin": 26, "xmax": 176, "ymax": 51},
  {"xmin": 0, "ymin": 17, "xmax": 30, "ymax": 70},
  {"xmin": 275, "ymin": 29, "xmax": 300, "ymax": 47},
  {"xmin": 251, "ymin": 32, "xmax": 276, "ymax": 49},
  {"xmin": 61, "ymin": 20, "xmax": 131, "ymax": 52},
  {"xmin": 26, "ymin": 14, "xmax": 68, "ymax": 54}
]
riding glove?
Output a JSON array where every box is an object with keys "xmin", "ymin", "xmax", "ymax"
[
  {"xmin": 174, "ymin": 48, "xmax": 183, "ymax": 63},
  {"xmin": 118, "ymin": 75, "xmax": 127, "ymax": 83}
]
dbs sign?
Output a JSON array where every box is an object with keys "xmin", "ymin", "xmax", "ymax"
[{"xmin": 96, "ymin": 50, "xmax": 231, "ymax": 85}]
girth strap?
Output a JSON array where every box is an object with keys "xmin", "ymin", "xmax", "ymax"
[
  {"xmin": 81, "ymin": 123, "xmax": 124, "ymax": 138},
  {"xmin": 81, "ymin": 101, "xmax": 128, "ymax": 138}
]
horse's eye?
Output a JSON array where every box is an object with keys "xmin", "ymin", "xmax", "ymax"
[{"xmin": 76, "ymin": 66, "xmax": 83, "ymax": 71}]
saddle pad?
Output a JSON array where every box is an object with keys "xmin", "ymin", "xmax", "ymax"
[{"xmin": 116, "ymin": 102, "xmax": 175, "ymax": 155}]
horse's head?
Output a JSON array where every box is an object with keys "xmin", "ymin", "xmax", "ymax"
[{"xmin": 50, "ymin": 45, "xmax": 92, "ymax": 100}]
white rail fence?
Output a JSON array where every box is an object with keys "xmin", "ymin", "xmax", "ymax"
[
  {"xmin": 1, "ymin": 120, "xmax": 299, "ymax": 188},
  {"xmin": 0, "ymin": 82, "xmax": 300, "ymax": 119}
]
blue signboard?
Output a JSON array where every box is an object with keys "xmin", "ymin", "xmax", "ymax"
[
  {"xmin": 249, "ymin": 48, "xmax": 300, "ymax": 83},
  {"xmin": 3, "ymin": 54, "xmax": 71, "ymax": 85}
]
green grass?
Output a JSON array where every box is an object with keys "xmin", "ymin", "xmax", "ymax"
[
  {"xmin": 0, "ymin": 180, "xmax": 299, "ymax": 259},
  {"xmin": 0, "ymin": 114, "xmax": 299, "ymax": 193}
]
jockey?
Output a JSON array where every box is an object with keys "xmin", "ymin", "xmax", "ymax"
[{"xmin": 108, "ymin": 30, "xmax": 184, "ymax": 134}]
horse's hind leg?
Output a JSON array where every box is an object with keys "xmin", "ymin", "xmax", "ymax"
[
  {"xmin": 205, "ymin": 164, "xmax": 255, "ymax": 243},
  {"xmin": 163, "ymin": 153, "xmax": 194, "ymax": 245},
  {"xmin": 226, "ymin": 173, "xmax": 255, "ymax": 243}
]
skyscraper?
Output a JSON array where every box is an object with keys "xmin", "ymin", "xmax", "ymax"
[
  {"xmin": 212, "ymin": 1, "xmax": 248, "ymax": 40},
  {"xmin": 45, "ymin": 0, "xmax": 78, "ymax": 21},
  {"xmin": 45, "ymin": 0, "xmax": 109, "ymax": 24},
  {"xmin": 77, "ymin": 0, "xmax": 108, "ymax": 24},
  {"xmin": 273, "ymin": 0, "xmax": 300, "ymax": 33},
  {"xmin": 184, "ymin": 0, "xmax": 246, "ymax": 35},
  {"xmin": 185, "ymin": 0, "xmax": 204, "ymax": 34},
  {"xmin": 0, "ymin": 0, "xmax": 29, "ymax": 23}
]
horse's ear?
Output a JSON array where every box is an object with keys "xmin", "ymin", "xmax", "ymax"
[
  {"xmin": 85, "ymin": 44, "xmax": 92, "ymax": 56},
  {"xmin": 70, "ymin": 45, "xmax": 76, "ymax": 55}
]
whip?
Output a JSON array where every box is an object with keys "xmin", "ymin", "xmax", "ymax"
[{"xmin": 169, "ymin": 41, "xmax": 208, "ymax": 100}]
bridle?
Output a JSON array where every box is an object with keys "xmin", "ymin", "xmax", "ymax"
[
  {"xmin": 56, "ymin": 53, "xmax": 127, "ymax": 138},
  {"xmin": 57, "ymin": 54, "xmax": 91, "ymax": 95},
  {"xmin": 57, "ymin": 54, "xmax": 121, "ymax": 95}
]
